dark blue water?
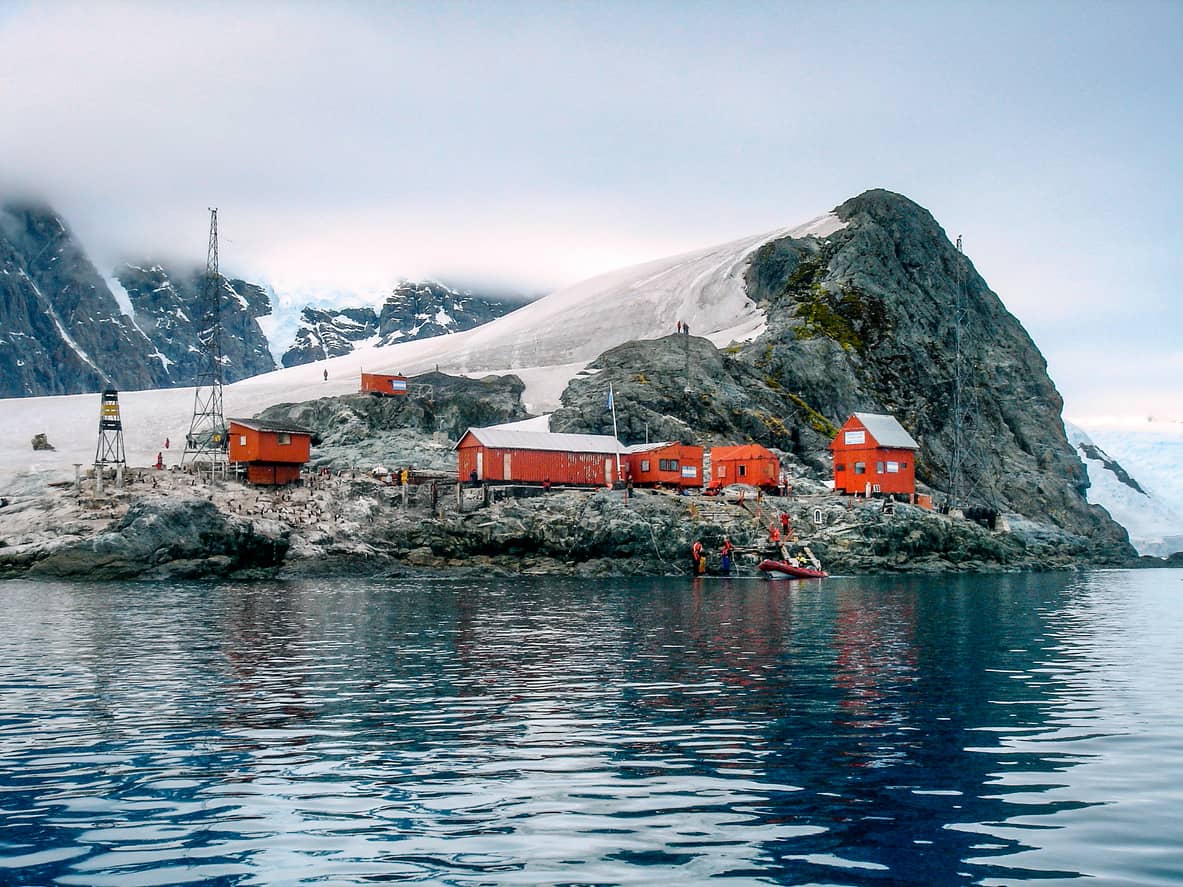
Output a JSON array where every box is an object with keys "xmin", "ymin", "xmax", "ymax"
[{"xmin": 1, "ymin": 570, "xmax": 1180, "ymax": 886}]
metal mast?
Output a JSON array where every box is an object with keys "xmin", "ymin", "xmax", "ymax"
[
  {"xmin": 94, "ymin": 389, "xmax": 126, "ymax": 467},
  {"xmin": 182, "ymin": 208, "xmax": 228, "ymax": 465}
]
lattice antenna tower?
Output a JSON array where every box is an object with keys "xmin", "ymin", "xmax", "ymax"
[
  {"xmin": 182, "ymin": 208, "xmax": 228, "ymax": 465},
  {"xmin": 94, "ymin": 388, "xmax": 126, "ymax": 467},
  {"xmin": 945, "ymin": 235, "xmax": 996, "ymax": 511}
]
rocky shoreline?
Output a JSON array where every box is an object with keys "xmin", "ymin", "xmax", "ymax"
[{"xmin": 0, "ymin": 460, "xmax": 1142, "ymax": 582}]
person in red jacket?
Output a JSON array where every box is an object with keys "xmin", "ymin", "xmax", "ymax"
[
  {"xmin": 720, "ymin": 537, "xmax": 734, "ymax": 575},
  {"xmin": 691, "ymin": 539, "xmax": 704, "ymax": 575}
]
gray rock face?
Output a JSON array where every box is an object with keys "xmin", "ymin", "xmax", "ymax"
[
  {"xmin": 551, "ymin": 334, "xmax": 831, "ymax": 475},
  {"xmin": 0, "ymin": 202, "xmax": 171, "ymax": 397},
  {"xmin": 114, "ymin": 262, "xmax": 276, "ymax": 384},
  {"xmin": 376, "ymin": 281, "xmax": 522, "ymax": 346},
  {"xmin": 281, "ymin": 306, "xmax": 379, "ymax": 367},
  {"xmin": 740, "ymin": 188, "xmax": 1121, "ymax": 545},
  {"xmin": 28, "ymin": 496, "xmax": 289, "ymax": 580}
]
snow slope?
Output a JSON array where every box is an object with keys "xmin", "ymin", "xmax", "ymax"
[
  {"xmin": 1066, "ymin": 419, "xmax": 1183, "ymax": 556},
  {"xmin": 0, "ymin": 213, "xmax": 845, "ymax": 487}
]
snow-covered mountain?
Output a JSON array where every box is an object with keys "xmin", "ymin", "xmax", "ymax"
[
  {"xmin": 1068, "ymin": 419, "xmax": 1183, "ymax": 556},
  {"xmin": 280, "ymin": 306, "xmax": 379, "ymax": 367},
  {"xmin": 113, "ymin": 262, "xmax": 276, "ymax": 385},
  {"xmin": 0, "ymin": 202, "xmax": 172, "ymax": 396},
  {"xmin": 280, "ymin": 281, "xmax": 522, "ymax": 367}
]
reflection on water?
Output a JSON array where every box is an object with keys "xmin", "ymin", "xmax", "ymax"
[{"xmin": 1, "ymin": 570, "xmax": 1180, "ymax": 885}]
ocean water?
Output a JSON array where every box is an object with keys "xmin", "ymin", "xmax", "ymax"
[{"xmin": 0, "ymin": 569, "xmax": 1180, "ymax": 886}]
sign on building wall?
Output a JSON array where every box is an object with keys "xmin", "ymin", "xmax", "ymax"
[{"xmin": 844, "ymin": 430, "xmax": 866, "ymax": 445}]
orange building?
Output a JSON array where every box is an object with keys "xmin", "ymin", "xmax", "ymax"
[
  {"xmin": 829, "ymin": 412, "xmax": 918, "ymax": 496},
  {"xmin": 625, "ymin": 442, "xmax": 704, "ymax": 488},
  {"xmin": 228, "ymin": 418, "xmax": 313, "ymax": 485},
  {"xmin": 456, "ymin": 427, "xmax": 622, "ymax": 486},
  {"xmin": 360, "ymin": 373, "xmax": 409, "ymax": 396},
  {"xmin": 709, "ymin": 444, "xmax": 779, "ymax": 490}
]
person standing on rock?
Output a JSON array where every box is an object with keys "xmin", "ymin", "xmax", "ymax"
[
  {"xmin": 780, "ymin": 511, "xmax": 791, "ymax": 538},
  {"xmin": 691, "ymin": 539, "xmax": 704, "ymax": 575},
  {"xmin": 720, "ymin": 537, "xmax": 734, "ymax": 575}
]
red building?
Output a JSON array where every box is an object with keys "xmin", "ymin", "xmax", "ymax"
[
  {"xmin": 456, "ymin": 427, "xmax": 622, "ymax": 486},
  {"xmin": 625, "ymin": 442, "xmax": 704, "ymax": 488},
  {"xmin": 829, "ymin": 412, "xmax": 919, "ymax": 496},
  {"xmin": 228, "ymin": 418, "xmax": 313, "ymax": 485},
  {"xmin": 709, "ymin": 444, "xmax": 779, "ymax": 490},
  {"xmin": 360, "ymin": 372, "xmax": 409, "ymax": 396}
]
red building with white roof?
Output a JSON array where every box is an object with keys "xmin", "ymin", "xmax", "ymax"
[
  {"xmin": 625, "ymin": 442, "xmax": 703, "ymax": 488},
  {"xmin": 829, "ymin": 412, "xmax": 919, "ymax": 496},
  {"xmin": 456, "ymin": 427, "xmax": 623, "ymax": 486}
]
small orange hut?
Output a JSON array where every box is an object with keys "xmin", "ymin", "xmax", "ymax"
[
  {"xmin": 625, "ymin": 442, "xmax": 704, "ymax": 488},
  {"xmin": 829, "ymin": 412, "xmax": 918, "ymax": 496},
  {"xmin": 709, "ymin": 444, "xmax": 779, "ymax": 490},
  {"xmin": 360, "ymin": 373, "xmax": 409, "ymax": 396},
  {"xmin": 228, "ymin": 418, "xmax": 313, "ymax": 485}
]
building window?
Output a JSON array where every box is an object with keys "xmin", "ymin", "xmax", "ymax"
[
  {"xmin": 277, "ymin": 432, "xmax": 291, "ymax": 445},
  {"xmin": 901, "ymin": 462, "xmax": 908, "ymax": 469},
  {"xmin": 886, "ymin": 461, "xmax": 900, "ymax": 473},
  {"xmin": 738, "ymin": 464, "xmax": 747, "ymax": 477},
  {"xmin": 876, "ymin": 461, "xmax": 885, "ymax": 474},
  {"xmin": 640, "ymin": 460, "xmax": 650, "ymax": 472},
  {"xmin": 239, "ymin": 435, "xmax": 247, "ymax": 446},
  {"xmin": 835, "ymin": 463, "xmax": 845, "ymax": 472},
  {"xmin": 718, "ymin": 465, "xmax": 726, "ymax": 477},
  {"xmin": 659, "ymin": 459, "xmax": 679, "ymax": 471},
  {"xmin": 854, "ymin": 462, "xmax": 866, "ymax": 474}
]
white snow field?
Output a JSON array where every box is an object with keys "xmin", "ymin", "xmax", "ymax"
[
  {"xmin": 1067, "ymin": 419, "xmax": 1183, "ymax": 556},
  {"xmin": 0, "ymin": 213, "xmax": 845, "ymax": 488}
]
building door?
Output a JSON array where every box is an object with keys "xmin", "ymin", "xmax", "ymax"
[
  {"xmin": 604, "ymin": 459, "xmax": 612, "ymax": 486},
  {"xmin": 476, "ymin": 451, "xmax": 483, "ymax": 480},
  {"xmin": 503, "ymin": 453, "xmax": 512, "ymax": 480}
]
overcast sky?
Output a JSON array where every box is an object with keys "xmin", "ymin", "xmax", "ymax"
[{"xmin": 0, "ymin": 0, "xmax": 1179, "ymax": 420}]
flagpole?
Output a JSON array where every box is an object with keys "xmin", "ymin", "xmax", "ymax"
[{"xmin": 610, "ymin": 382, "xmax": 622, "ymax": 483}]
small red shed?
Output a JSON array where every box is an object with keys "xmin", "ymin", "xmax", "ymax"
[
  {"xmin": 709, "ymin": 444, "xmax": 779, "ymax": 490},
  {"xmin": 228, "ymin": 418, "xmax": 313, "ymax": 485},
  {"xmin": 829, "ymin": 412, "xmax": 919, "ymax": 496},
  {"xmin": 626, "ymin": 442, "xmax": 704, "ymax": 488},
  {"xmin": 361, "ymin": 372, "xmax": 409, "ymax": 396},
  {"xmin": 456, "ymin": 427, "xmax": 622, "ymax": 487}
]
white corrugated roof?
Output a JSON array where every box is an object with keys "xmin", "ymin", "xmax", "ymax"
[
  {"xmin": 852, "ymin": 412, "xmax": 919, "ymax": 449},
  {"xmin": 623, "ymin": 441, "xmax": 676, "ymax": 454},
  {"xmin": 460, "ymin": 427, "xmax": 623, "ymax": 454}
]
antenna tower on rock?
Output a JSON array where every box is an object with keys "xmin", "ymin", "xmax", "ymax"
[{"xmin": 182, "ymin": 208, "xmax": 228, "ymax": 466}]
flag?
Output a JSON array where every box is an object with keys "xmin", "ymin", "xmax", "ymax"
[{"xmin": 607, "ymin": 384, "xmax": 614, "ymax": 411}]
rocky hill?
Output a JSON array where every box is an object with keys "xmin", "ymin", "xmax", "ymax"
[
  {"xmin": 553, "ymin": 190, "xmax": 1132, "ymax": 558},
  {"xmin": 0, "ymin": 202, "xmax": 171, "ymax": 397},
  {"xmin": 114, "ymin": 262, "xmax": 276, "ymax": 385}
]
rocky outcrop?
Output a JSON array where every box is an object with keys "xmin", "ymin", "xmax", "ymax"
[
  {"xmin": 0, "ymin": 201, "xmax": 171, "ymax": 397},
  {"xmin": 23, "ymin": 497, "xmax": 288, "ymax": 580},
  {"xmin": 551, "ymin": 334, "xmax": 832, "ymax": 476},
  {"xmin": 114, "ymin": 262, "xmax": 276, "ymax": 384},
  {"xmin": 256, "ymin": 369, "xmax": 529, "ymax": 447},
  {"xmin": 281, "ymin": 306, "xmax": 379, "ymax": 367}
]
